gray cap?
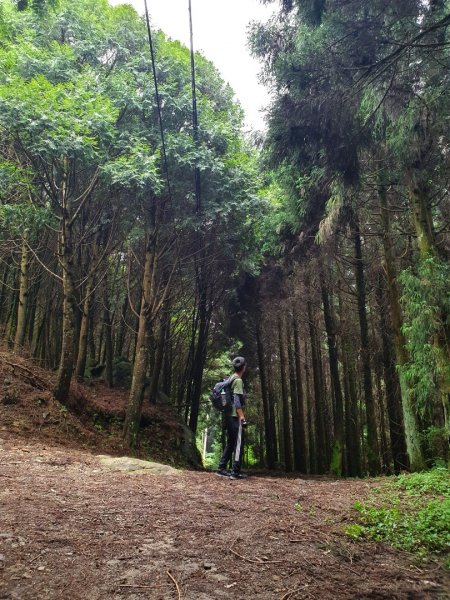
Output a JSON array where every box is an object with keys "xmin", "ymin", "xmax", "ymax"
[{"xmin": 232, "ymin": 356, "xmax": 246, "ymax": 370}]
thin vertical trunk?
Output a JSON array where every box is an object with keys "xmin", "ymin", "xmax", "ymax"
[
  {"xmin": 256, "ymin": 316, "xmax": 276, "ymax": 469},
  {"xmin": 161, "ymin": 313, "xmax": 172, "ymax": 398},
  {"xmin": 54, "ymin": 166, "xmax": 78, "ymax": 404},
  {"xmin": 75, "ymin": 278, "xmax": 94, "ymax": 378},
  {"xmin": 278, "ymin": 316, "xmax": 293, "ymax": 472},
  {"xmin": 379, "ymin": 184, "xmax": 423, "ymax": 470},
  {"xmin": 307, "ymin": 299, "xmax": 326, "ymax": 473},
  {"xmin": 26, "ymin": 278, "xmax": 40, "ymax": 346},
  {"xmin": 321, "ymin": 281, "xmax": 344, "ymax": 476},
  {"xmin": 288, "ymin": 322, "xmax": 302, "ymax": 471},
  {"xmin": 351, "ymin": 210, "xmax": 380, "ymax": 475},
  {"xmin": 376, "ymin": 271, "xmax": 408, "ymax": 473},
  {"xmin": 114, "ymin": 294, "xmax": 129, "ymax": 359},
  {"xmin": 342, "ymin": 341, "xmax": 362, "ymax": 477},
  {"xmin": 14, "ymin": 234, "xmax": 30, "ymax": 352},
  {"xmin": 187, "ymin": 280, "xmax": 211, "ymax": 434},
  {"xmin": 103, "ymin": 302, "xmax": 114, "ymax": 388},
  {"xmin": 147, "ymin": 315, "xmax": 166, "ymax": 404},
  {"xmin": 293, "ymin": 315, "xmax": 307, "ymax": 472},
  {"xmin": 0, "ymin": 262, "xmax": 10, "ymax": 325},
  {"xmin": 304, "ymin": 337, "xmax": 315, "ymax": 473},
  {"xmin": 267, "ymin": 358, "xmax": 279, "ymax": 465},
  {"xmin": 123, "ymin": 244, "xmax": 154, "ymax": 447}
]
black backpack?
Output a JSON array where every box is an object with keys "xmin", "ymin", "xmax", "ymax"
[{"xmin": 210, "ymin": 375, "xmax": 237, "ymax": 412}]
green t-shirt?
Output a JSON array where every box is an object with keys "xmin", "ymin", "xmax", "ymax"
[{"xmin": 229, "ymin": 376, "xmax": 244, "ymax": 417}]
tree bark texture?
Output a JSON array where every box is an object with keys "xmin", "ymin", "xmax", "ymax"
[
  {"xmin": 14, "ymin": 234, "xmax": 29, "ymax": 352},
  {"xmin": 379, "ymin": 185, "xmax": 424, "ymax": 470},
  {"xmin": 321, "ymin": 281, "xmax": 344, "ymax": 475},
  {"xmin": 351, "ymin": 211, "xmax": 381, "ymax": 475},
  {"xmin": 278, "ymin": 316, "xmax": 293, "ymax": 472}
]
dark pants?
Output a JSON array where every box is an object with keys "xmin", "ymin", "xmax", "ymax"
[{"xmin": 218, "ymin": 416, "xmax": 244, "ymax": 474}]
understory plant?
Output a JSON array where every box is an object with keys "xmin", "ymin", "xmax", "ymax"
[{"xmin": 345, "ymin": 467, "xmax": 450, "ymax": 567}]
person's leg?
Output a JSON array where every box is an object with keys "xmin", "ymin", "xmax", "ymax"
[
  {"xmin": 231, "ymin": 419, "xmax": 244, "ymax": 476},
  {"xmin": 218, "ymin": 417, "xmax": 237, "ymax": 473}
]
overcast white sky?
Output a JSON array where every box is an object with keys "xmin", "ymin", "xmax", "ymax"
[{"xmin": 108, "ymin": 0, "xmax": 273, "ymax": 130}]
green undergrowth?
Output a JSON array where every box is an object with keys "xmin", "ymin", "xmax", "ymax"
[{"xmin": 345, "ymin": 467, "xmax": 450, "ymax": 567}]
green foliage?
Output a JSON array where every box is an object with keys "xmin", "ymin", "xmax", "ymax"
[
  {"xmin": 101, "ymin": 143, "xmax": 162, "ymax": 191},
  {"xmin": 399, "ymin": 257, "xmax": 450, "ymax": 424},
  {"xmin": 396, "ymin": 467, "xmax": 450, "ymax": 496},
  {"xmin": 16, "ymin": 0, "xmax": 59, "ymax": 14},
  {"xmin": 346, "ymin": 468, "xmax": 450, "ymax": 563},
  {"xmin": 0, "ymin": 161, "xmax": 31, "ymax": 201}
]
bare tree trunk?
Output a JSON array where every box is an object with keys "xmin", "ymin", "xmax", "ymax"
[
  {"xmin": 278, "ymin": 316, "xmax": 293, "ymax": 472},
  {"xmin": 188, "ymin": 277, "xmax": 211, "ymax": 435},
  {"xmin": 14, "ymin": 234, "xmax": 30, "ymax": 352},
  {"xmin": 307, "ymin": 297, "xmax": 327, "ymax": 474},
  {"xmin": 147, "ymin": 316, "xmax": 166, "ymax": 404},
  {"xmin": 288, "ymin": 319, "xmax": 302, "ymax": 472},
  {"xmin": 0, "ymin": 262, "xmax": 10, "ymax": 326},
  {"xmin": 321, "ymin": 280, "xmax": 344, "ymax": 475},
  {"xmin": 376, "ymin": 271, "xmax": 408, "ymax": 473},
  {"xmin": 54, "ymin": 169, "xmax": 78, "ymax": 405},
  {"xmin": 351, "ymin": 210, "xmax": 381, "ymax": 475},
  {"xmin": 75, "ymin": 277, "xmax": 94, "ymax": 378},
  {"xmin": 256, "ymin": 316, "xmax": 276, "ymax": 469},
  {"xmin": 379, "ymin": 184, "xmax": 424, "ymax": 470},
  {"xmin": 103, "ymin": 296, "xmax": 114, "ymax": 388},
  {"xmin": 123, "ymin": 244, "xmax": 154, "ymax": 448},
  {"xmin": 292, "ymin": 315, "xmax": 307, "ymax": 472}
]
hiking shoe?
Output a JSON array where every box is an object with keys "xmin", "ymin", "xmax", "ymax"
[
  {"xmin": 216, "ymin": 469, "xmax": 231, "ymax": 477},
  {"xmin": 229, "ymin": 472, "xmax": 248, "ymax": 480}
]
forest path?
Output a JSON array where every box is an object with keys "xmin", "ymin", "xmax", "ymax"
[{"xmin": 0, "ymin": 433, "xmax": 447, "ymax": 600}]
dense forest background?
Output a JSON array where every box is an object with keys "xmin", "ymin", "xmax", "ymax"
[{"xmin": 0, "ymin": 0, "xmax": 449, "ymax": 476}]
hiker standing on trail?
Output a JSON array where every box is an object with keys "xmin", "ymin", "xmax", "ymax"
[{"xmin": 216, "ymin": 356, "xmax": 248, "ymax": 480}]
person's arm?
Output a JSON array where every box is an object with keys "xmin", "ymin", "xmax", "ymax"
[{"xmin": 233, "ymin": 377, "xmax": 246, "ymax": 423}]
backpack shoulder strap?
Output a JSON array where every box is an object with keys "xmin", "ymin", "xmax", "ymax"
[{"xmin": 228, "ymin": 374, "xmax": 238, "ymax": 389}]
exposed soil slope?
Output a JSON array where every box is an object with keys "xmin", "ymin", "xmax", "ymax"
[{"xmin": 0, "ymin": 349, "xmax": 199, "ymax": 467}]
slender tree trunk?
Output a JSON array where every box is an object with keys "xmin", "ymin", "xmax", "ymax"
[
  {"xmin": 293, "ymin": 314, "xmax": 307, "ymax": 472},
  {"xmin": 123, "ymin": 244, "xmax": 154, "ymax": 448},
  {"xmin": 114, "ymin": 294, "xmax": 129, "ymax": 359},
  {"xmin": 408, "ymin": 173, "xmax": 438, "ymax": 259},
  {"xmin": 304, "ymin": 338, "xmax": 315, "ymax": 473},
  {"xmin": 287, "ymin": 322, "xmax": 302, "ymax": 471},
  {"xmin": 54, "ymin": 175, "xmax": 78, "ymax": 404},
  {"xmin": 188, "ymin": 279, "xmax": 211, "ymax": 435},
  {"xmin": 376, "ymin": 271, "xmax": 408, "ymax": 473},
  {"xmin": 26, "ymin": 278, "xmax": 40, "ymax": 346},
  {"xmin": 256, "ymin": 316, "xmax": 276, "ymax": 469},
  {"xmin": 307, "ymin": 300, "xmax": 326, "ymax": 473},
  {"xmin": 75, "ymin": 277, "xmax": 94, "ymax": 378},
  {"xmin": 147, "ymin": 316, "xmax": 166, "ymax": 404},
  {"xmin": 379, "ymin": 184, "xmax": 423, "ymax": 470},
  {"xmin": 321, "ymin": 281, "xmax": 344, "ymax": 475},
  {"xmin": 267, "ymin": 357, "xmax": 279, "ymax": 465},
  {"xmin": 351, "ymin": 210, "xmax": 381, "ymax": 475},
  {"xmin": 0, "ymin": 262, "xmax": 10, "ymax": 326},
  {"xmin": 278, "ymin": 316, "xmax": 293, "ymax": 472},
  {"xmin": 103, "ymin": 300, "xmax": 114, "ymax": 388},
  {"xmin": 14, "ymin": 234, "xmax": 30, "ymax": 352},
  {"xmin": 161, "ymin": 311, "xmax": 172, "ymax": 398}
]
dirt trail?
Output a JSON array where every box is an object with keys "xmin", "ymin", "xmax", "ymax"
[{"xmin": 0, "ymin": 433, "xmax": 447, "ymax": 600}]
